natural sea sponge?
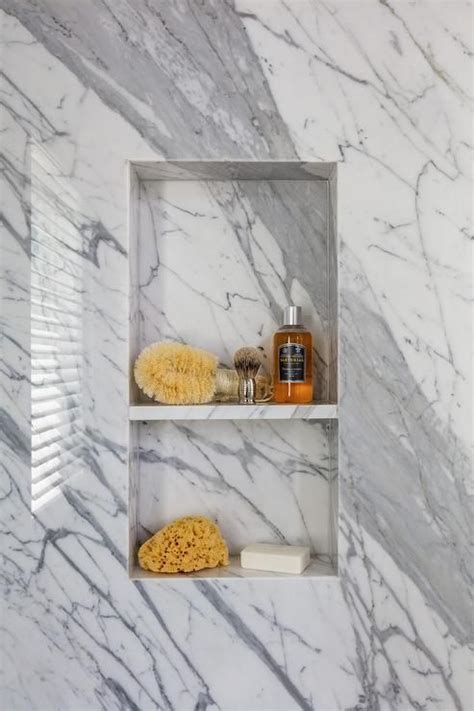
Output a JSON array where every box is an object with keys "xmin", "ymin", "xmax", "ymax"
[
  {"xmin": 138, "ymin": 516, "xmax": 229, "ymax": 574},
  {"xmin": 134, "ymin": 341, "xmax": 218, "ymax": 405}
]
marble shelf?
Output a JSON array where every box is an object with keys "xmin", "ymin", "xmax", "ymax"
[
  {"xmin": 130, "ymin": 555, "xmax": 336, "ymax": 581},
  {"xmin": 129, "ymin": 402, "xmax": 338, "ymax": 421}
]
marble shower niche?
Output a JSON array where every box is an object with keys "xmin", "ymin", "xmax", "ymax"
[{"xmin": 128, "ymin": 161, "xmax": 338, "ymax": 580}]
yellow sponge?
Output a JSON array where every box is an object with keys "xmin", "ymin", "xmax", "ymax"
[{"xmin": 138, "ymin": 516, "xmax": 229, "ymax": 574}]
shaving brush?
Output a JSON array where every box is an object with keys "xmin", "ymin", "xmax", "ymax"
[
  {"xmin": 134, "ymin": 341, "xmax": 270, "ymax": 405},
  {"xmin": 234, "ymin": 347, "xmax": 262, "ymax": 404}
]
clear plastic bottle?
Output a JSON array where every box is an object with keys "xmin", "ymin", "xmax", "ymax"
[{"xmin": 273, "ymin": 306, "xmax": 313, "ymax": 403}]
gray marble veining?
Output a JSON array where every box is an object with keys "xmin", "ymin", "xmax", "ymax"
[
  {"xmin": 133, "ymin": 160, "xmax": 336, "ymax": 181},
  {"xmin": 129, "ymin": 158, "xmax": 339, "ymax": 578},
  {"xmin": 132, "ymin": 165, "xmax": 335, "ymax": 401},
  {"xmin": 134, "ymin": 419, "xmax": 334, "ymax": 556},
  {"xmin": 1, "ymin": 1, "xmax": 472, "ymax": 710}
]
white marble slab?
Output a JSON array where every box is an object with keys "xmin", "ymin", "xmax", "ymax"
[
  {"xmin": 131, "ymin": 168, "xmax": 337, "ymax": 403},
  {"xmin": 131, "ymin": 555, "xmax": 336, "ymax": 580},
  {"xmin": 132, "ymin": 419, "xmax": 336, "ymax": 558},
  {"xmin": 129, "ymin": 402, "xmax": 338, "ymax": 421},
  {"xmin": 1, "ymin": 2, "xmax": 472, "ymax": 710},
  {"xmin": 133, "ymin": 159, "xmax": 336, "ymax": 182}
]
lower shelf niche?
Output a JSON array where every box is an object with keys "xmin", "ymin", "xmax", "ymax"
[{"xmin": 129, "ymin": 418, "xmax": 338, "ymax": 580}]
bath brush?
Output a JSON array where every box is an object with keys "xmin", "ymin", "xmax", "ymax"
[{"xmin": 134, "ymin": 341, "xmax": 270, "ymax": 405}]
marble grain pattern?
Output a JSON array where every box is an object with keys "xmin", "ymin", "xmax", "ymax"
[
  {"xmin": 135, "ymin": 420, "xmax": 333, "ymax": 556},
  {"xmin": 129, "ymin": 402, "xmax": 338, "ymax": 420},
  {"xmin": 133, "ymin": 161, "xmax": 336, "ymax": 181},
  {"xmin": 135, "ymin": 174, "xmax": 332, "ymax": 400},
  {"xmin": 0, "ymin": 2, "xmax": 472, "ymax": 711}
]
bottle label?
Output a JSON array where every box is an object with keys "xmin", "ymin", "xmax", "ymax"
[{"xmin": 278, "ymin": 343, "xmax": 306, "ymax": 383}]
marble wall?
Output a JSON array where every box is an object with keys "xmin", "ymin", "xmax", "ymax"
[{"xmin": 1, "ymin": 2, "xmax": 472, "ymax": 710}]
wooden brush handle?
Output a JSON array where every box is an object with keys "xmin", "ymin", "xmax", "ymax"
[{"xmin": 214, "ymin": 369, "xmax": 272, "ymax": 402}]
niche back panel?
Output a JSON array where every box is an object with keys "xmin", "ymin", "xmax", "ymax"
[
  {"xmin": 136, "ymin": 419, "xmax": 333, "ymax": 554},
  {"xmin": 128, "ymin": 161, "xmax": 338, "ymax": 578},
  {"xmin": 131, "ymin": 161, "xmax": 337, "ymax": 403}
]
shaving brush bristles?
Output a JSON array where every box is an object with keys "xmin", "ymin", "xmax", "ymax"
[
  {"xmin": 134, "ymin": 342, "xmax": 218, "ymax": 405},
  {"xmin": 233, "ymin": 347, "xmax": 262, "ymax": 404},
  {"xmin": 233, "ymin": 347, "xmax": 262, "ymax": 378}
]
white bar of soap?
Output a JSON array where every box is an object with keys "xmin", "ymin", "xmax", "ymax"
[{"xmin": 240, "ymin": 543, "xmax": 310, "ymax": 574}]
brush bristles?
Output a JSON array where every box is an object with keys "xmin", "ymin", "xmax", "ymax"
[
  {"xmin": 233, "ymin": 347, "xmax": 261, "ymax": 379},
  {"xmin": 134, "ymin": 341, "xmax": 218, "ymax": 404}
]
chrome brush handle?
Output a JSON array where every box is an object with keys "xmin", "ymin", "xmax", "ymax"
[{"xmin": 238, "ymin": 377, "xmax": 256, "ymax": 404}]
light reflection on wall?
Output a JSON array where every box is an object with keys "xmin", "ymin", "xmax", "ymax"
[{"xmin": 30, "ymin": 146, "xmax": 85, "ymax": 511}]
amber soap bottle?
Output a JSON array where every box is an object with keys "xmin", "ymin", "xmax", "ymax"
[{"xmin": 273, "ymin": 306, "xmax": 313, "ymax": 403}]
